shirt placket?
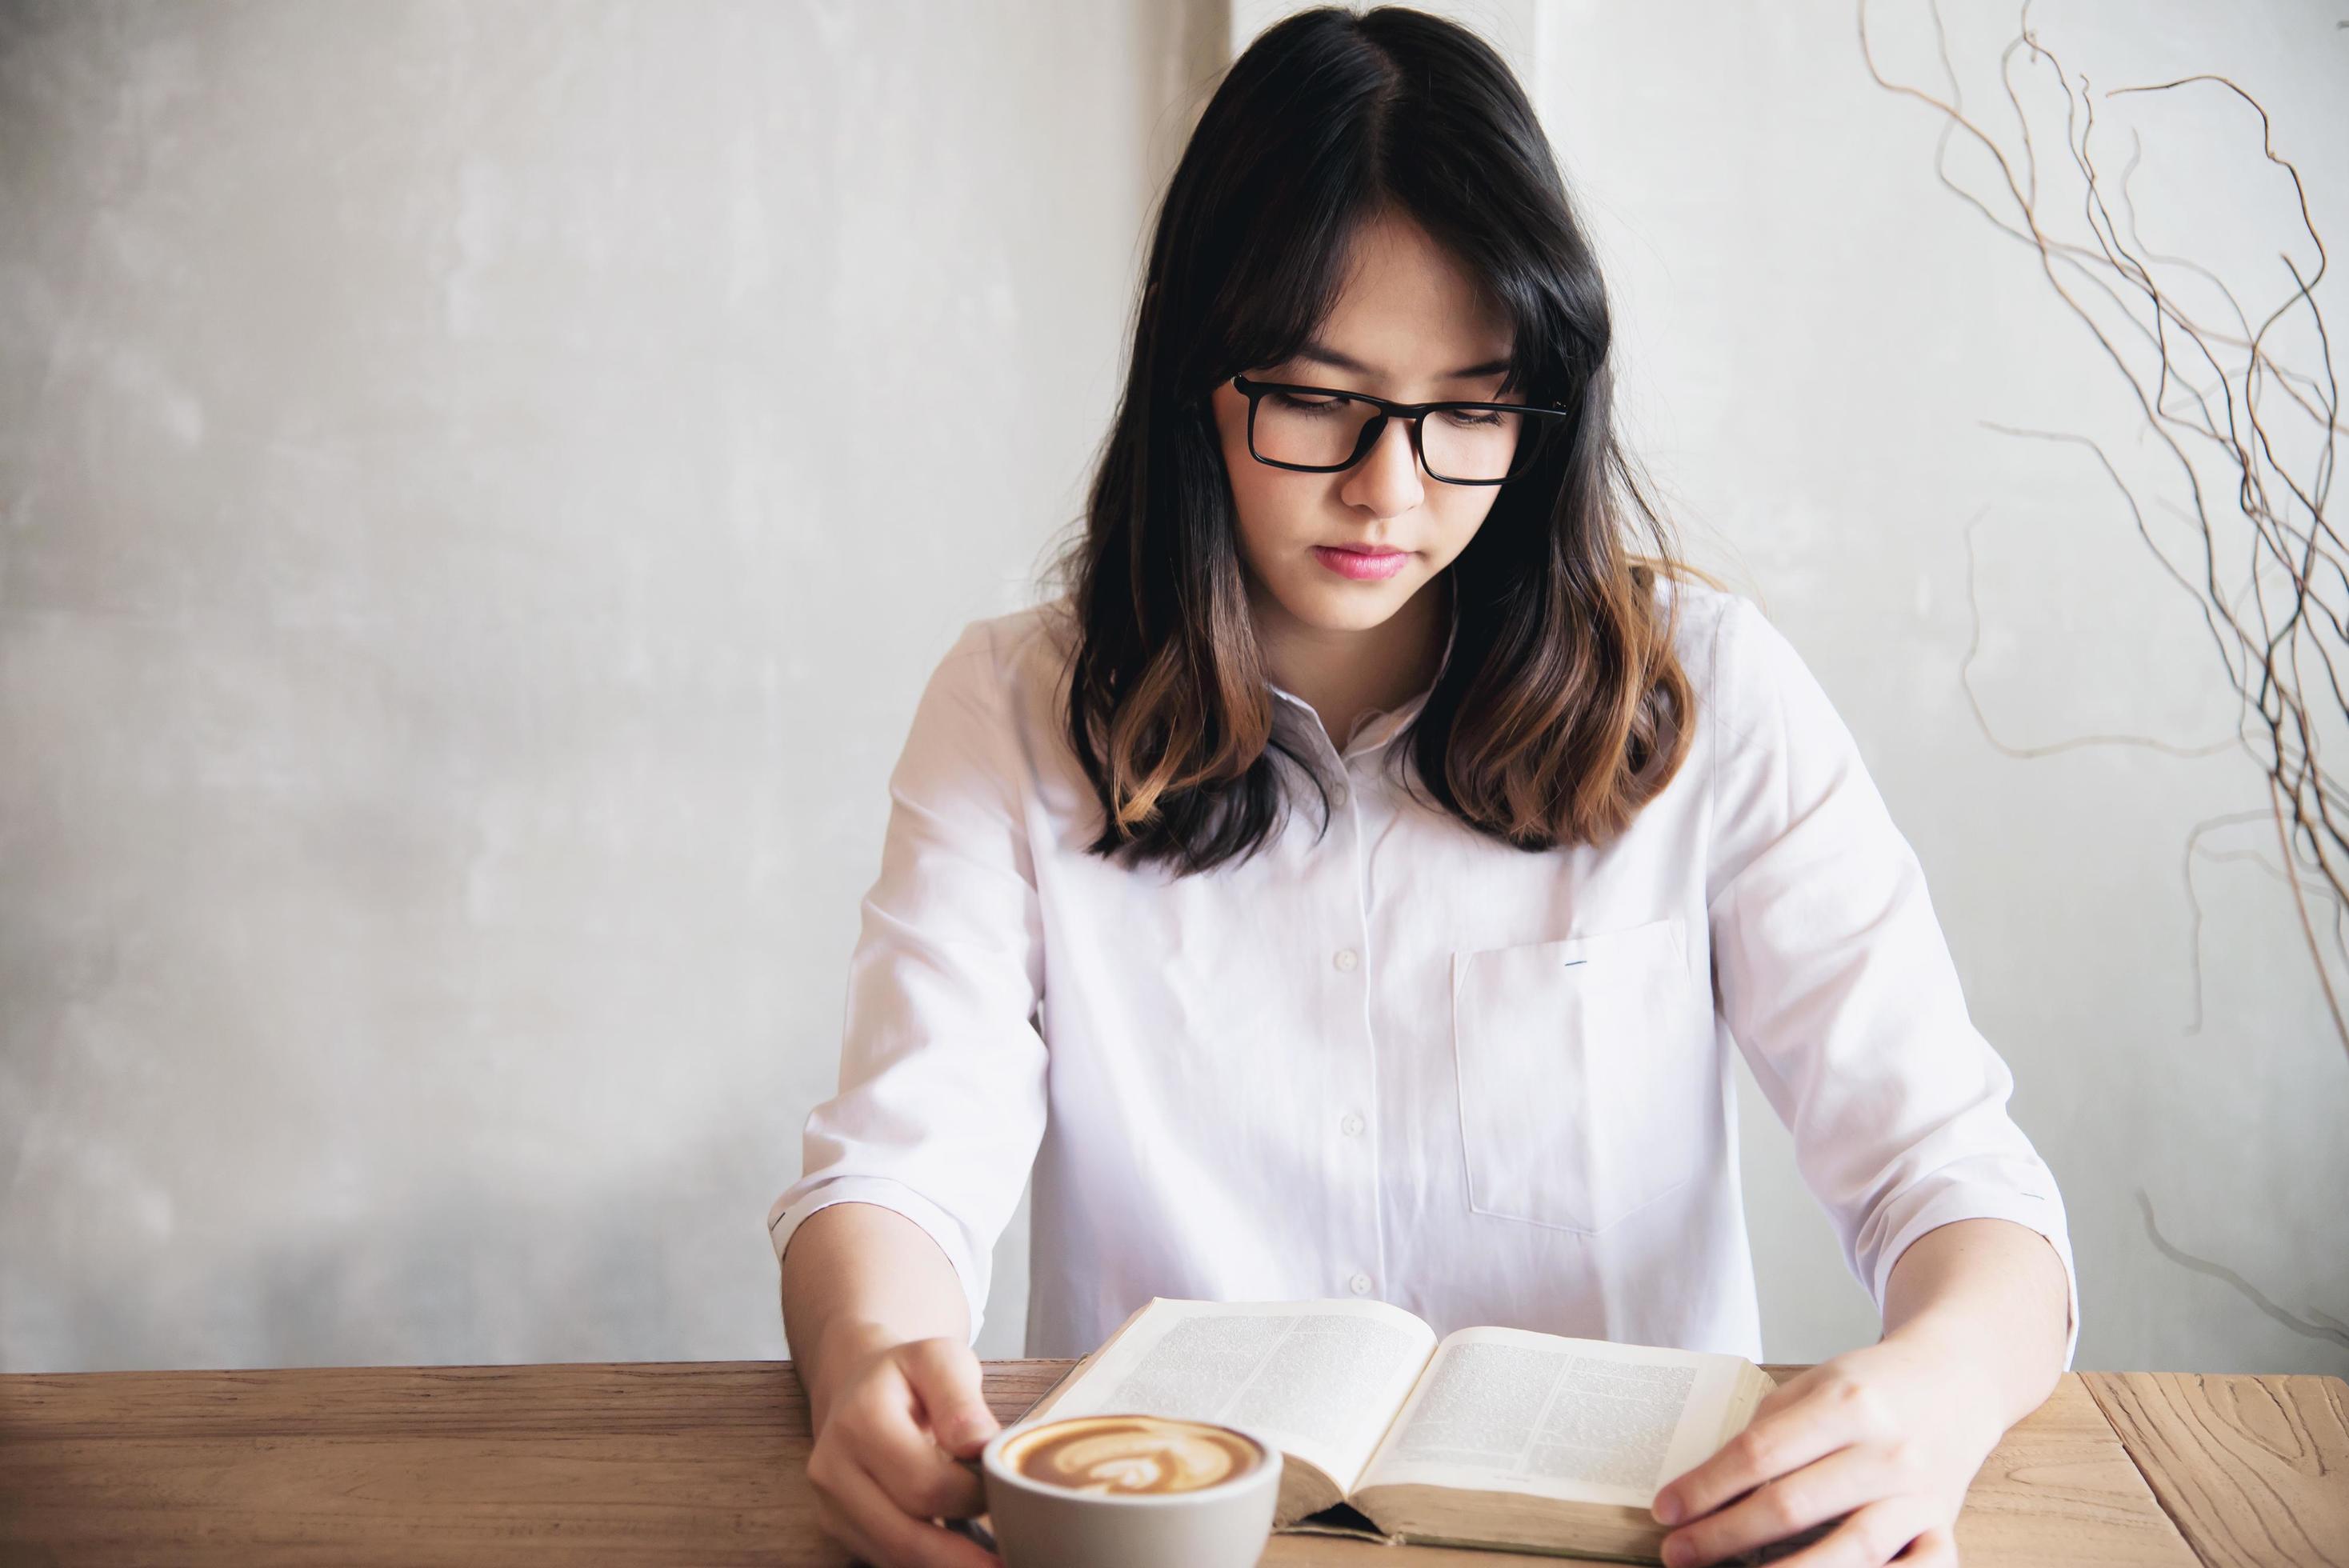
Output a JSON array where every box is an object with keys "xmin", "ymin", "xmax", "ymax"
[{"xmin": 1279, "ymin": 697, "xmax": 1403, "ymax": 1305}]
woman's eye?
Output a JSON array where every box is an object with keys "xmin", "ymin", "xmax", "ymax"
[
  {"xmin": 1443, "ymin": 408, "xmax": 1507, "ymax": 428},
  {"xmin": 1271, "ymin": 392, "xmax": 1349, "ymax": 415}
]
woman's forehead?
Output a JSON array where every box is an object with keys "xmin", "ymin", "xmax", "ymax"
[{"xmin": 1309, "ymin": 222, "xmax": 1515, "ymax": 383}]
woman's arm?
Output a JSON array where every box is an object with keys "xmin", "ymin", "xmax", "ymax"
[
  {"xmin": 782, "ymin": 1200, "xmax": 1004, "ymax": 1568},
  {"xmin": 780, "ymin": 1200, "xmax": 978, "ymax": 1430},
  {"xmin": 766, "ymin": 621, "xmax": 1051, "ymax": 1348},
  {"xmin": 1651, "ymin": 1216, "xmax": 2071, "ymax": 1567},
  {"xmin": 1699, "ymin": 595, "xmax": 2082, "ymax": 1369},
  {"xmin": 1878, "ymin": 1214, "xmax": 2071, "ymax": 1415},
  {"xmin": 1679, "ymin": 594, "xmax": 2083, "ymax": 1566}
]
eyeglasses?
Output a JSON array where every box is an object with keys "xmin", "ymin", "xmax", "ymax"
[{"xmin": 1230, "ymin": 373, "xmax": 1572, "ymax": 485}]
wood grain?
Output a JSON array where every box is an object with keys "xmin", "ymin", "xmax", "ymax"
[
  {"xmin": 1, "ymin": 1360, "xmax": 836, "ymax": 1566},
  {"xmin": 2083, "ymin": 1372, "xmax": 2349, "ymax": 1568},
  {"xmin": 1927, "ymin": 1368, "xmax": 2199, "ymax": 1567},
  {"xmin": 0, "ymin": 1358, "xmax": 2251, "ymax": 1566},
  {"xmin": 2, "ymin": 1359, "xmax": 1064, "ymax": 1566}
]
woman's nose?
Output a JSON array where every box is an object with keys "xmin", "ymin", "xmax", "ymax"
[{"xmin": 1343, "ymin": 417, "xmax": 1426, "ymax": 514}]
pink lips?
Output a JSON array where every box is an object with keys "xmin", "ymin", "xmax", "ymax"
[{"xmin": 1311, "ymin": 545, "xmax": 1410, "ymax": 582}]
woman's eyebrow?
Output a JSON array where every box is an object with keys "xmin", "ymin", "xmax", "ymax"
[{"xmin": 1295, "ymin": 335, "xmax": 1512, "ymax": 382}]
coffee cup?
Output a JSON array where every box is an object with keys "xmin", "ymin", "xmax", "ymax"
[{"xmin": 967, "ymin": 1411, "xmax": 1281, "ymax": 1568}]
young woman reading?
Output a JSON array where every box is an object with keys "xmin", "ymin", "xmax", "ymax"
[{"xmin": 772, "ymin": 10, "xmax": 2076, "ymax": 1566}]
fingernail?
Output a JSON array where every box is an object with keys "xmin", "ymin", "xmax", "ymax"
[{"xmin": 1653, "ymin": 1492, "xmax": 1683, "ymax": 1526}]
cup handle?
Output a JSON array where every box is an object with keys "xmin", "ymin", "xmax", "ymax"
[
  {"xmin": 943, "ymin": 1514, "xmax": 998, "ymax": 1550},
  {"xmin": 945, "ymin": 1457, "xmax": 998, "ymax": 1553}
]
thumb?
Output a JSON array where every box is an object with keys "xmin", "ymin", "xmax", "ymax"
[{"xmin": 902, "ymin": 1338, "xmax": 1001, "ymax": 1459}]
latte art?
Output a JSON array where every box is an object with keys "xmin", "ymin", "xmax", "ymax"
[{"xmin": 1003, "ymin": 1415, "xmax": 1263, "ymax": 1496}]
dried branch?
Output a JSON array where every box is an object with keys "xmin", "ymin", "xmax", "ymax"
[
  {"xmin": 1861, "ymin": 0, "xmax": 2347, "ymax": 1059},
  {"xmin": 2137, "ymin": 1190, "xmax": 2349, "ymax": 1351}
]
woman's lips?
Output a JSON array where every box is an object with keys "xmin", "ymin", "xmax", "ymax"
[{"xmin": 1311, "ymin": 545, "xmax": 1410, "ymax": 582}]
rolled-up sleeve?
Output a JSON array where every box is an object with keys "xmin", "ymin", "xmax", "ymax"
[
  {"xmin": 1705, "ymin": 596, "xmax": 2079, "ymax": 1367},
  {"xmin": 766, "ymin": 618, "xmax": 1050, "ymax": 1347}
]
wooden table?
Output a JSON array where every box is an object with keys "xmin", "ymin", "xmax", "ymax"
[{"xmin": 2, "ymin": 1360, "xmax": 2342, "ymax": 1566}]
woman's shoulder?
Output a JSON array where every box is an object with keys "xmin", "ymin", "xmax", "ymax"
[
  {"xmin": 1651, "ymin": 567, "xmax": 1860, "ymax": 766},
  {"xmin": 913, "ymin": 596, "xmax": 1082, "ymax": 773},
  {"xmin": 933, "ymin": 594, "xmax": 1076, "ymax": 697},
  {"xmin": 1647, "ymin": 564, "xmax": 1751, "ymax": 688},
  {"xmin": 1647, "ymin": 567, "xmax": 1839, "ymax": 761}
]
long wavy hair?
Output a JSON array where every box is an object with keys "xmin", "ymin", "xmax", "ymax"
[{"xmin": 1040, "ymin": 4, "xmax": 1715, "ymax": 878}]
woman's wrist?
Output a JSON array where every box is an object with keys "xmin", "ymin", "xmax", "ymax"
[{"xmin": 1862, "ymin": 1318, "xmax": 2020, "ymax": 1457}]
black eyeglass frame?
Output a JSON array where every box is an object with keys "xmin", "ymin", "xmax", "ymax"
[{"xmin": 1228, "ymin": 372, "xmax": 1573, "ymax": 486}]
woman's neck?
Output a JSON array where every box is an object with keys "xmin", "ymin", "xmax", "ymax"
[{"xmin": 1254, "ymin": 574, "xmax": 1450, "ymax": 748}]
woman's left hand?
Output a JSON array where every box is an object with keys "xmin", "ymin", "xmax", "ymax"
[{"xmin": 1647, "ymin": 1331, "xmax": 2007, "ymax": 1567}]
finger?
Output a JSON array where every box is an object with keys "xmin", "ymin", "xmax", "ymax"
[
  {"xmin": 1659, "ymin": 1443, "xmax": 1888, "ymax": 1566},
  {"xmin": 900, "ymin": 1338, "xmax": 1003, "ymax": 1459},
  {"xmin": 1763, "ymin": 1496, "xmax": 1938, "ymax": 1568},
  {"xmin": 846, "ymin": 1386, "xmax": 990, "ymax": 1524},
  {"xmin": 1895, "ymin": 1525, "xmax": 1958, "ymax": 1566},
  {"xmin": 818, "ymin": 1449, "xmax": 1003, "ymax": 1568},
  {"xmin": 1654, "ymin": 1373, "xmax": 1884, "ymax": 1526}
]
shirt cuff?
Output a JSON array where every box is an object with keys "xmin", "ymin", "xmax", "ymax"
[
  {"xmin": 1865, "ymin": 1186, "xmax": 2081, "ymax": 1372},
  {"xmin": 767, "ymin": 1174, "xmax": 992, "ymax": 1348}
]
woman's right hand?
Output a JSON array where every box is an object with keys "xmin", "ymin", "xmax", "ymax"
[{"xmin": 805, "ymin": 1334, "xmax": 1006, "ymax": 1568}]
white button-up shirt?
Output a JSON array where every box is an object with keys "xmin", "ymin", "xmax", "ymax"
[{"xmin": 768, "ymin": 578, "xmax": 2080, "ymax": 1366}]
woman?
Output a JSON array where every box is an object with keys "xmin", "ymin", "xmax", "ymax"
[{"xmin": 773, "ymin": 9, "xmax": 2076, "ymax": 1566}]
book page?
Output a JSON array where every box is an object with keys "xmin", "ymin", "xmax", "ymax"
[
  {"xmin": 1027, "ymin": 1297, "xmax": 1439, "ymax": 1494},
  {"xmin": 1355, "ymin": 1326, "xmax": 1754, "ymax": 1507}
]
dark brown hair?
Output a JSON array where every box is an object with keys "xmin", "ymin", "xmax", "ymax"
[{"xmin": 1040, "ymin": 4, "xmax": 1716, "ymax": 877}]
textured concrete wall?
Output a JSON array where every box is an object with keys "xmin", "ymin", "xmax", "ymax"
[
  {"xmin": 4, "ymin": 0, "xmax": 2343, "ymax": 1377},
  {"xmin": 0, "ymin": 0, "xmax": 1228, "ymax": 1370}
]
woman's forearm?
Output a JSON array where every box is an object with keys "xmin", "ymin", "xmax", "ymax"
[
  {"xmin": 778, "ymin": 1200, "xmax": 974, "ymax": 1430},
  {"xmin": 1880, "ymin": 1216, "xmax": 2071, "ymax": 1430}
]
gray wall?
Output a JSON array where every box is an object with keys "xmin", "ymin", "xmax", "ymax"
[
  {"xmin": 3, "ymin": 0, "xmax": 2342, "ymax": 1377},
  {"xmin": 0, "ymin": 0, "xmax": 1226, "ymax": 1370}
]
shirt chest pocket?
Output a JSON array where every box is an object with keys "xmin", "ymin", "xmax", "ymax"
[{"xmin": 1449, "ymin": 914, "xmax": 1716, "ymax": 1234}]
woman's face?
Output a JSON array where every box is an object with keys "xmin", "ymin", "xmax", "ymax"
[{"xmin": 1210, "ymin": 209, "xmax": 1519, "ymax": 639}]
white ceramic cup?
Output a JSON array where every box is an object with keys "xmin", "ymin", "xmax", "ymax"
[{"xmin": 973, "ymin": 1413, "xmax": 1283, "ymax": 1568}]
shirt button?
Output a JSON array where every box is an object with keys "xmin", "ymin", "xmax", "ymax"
[
  {"xmin": 1349, "ymin": 1272, "xmax": 1374, "ymax": 1295},
  {"xmin": 1331, "ymin": 782, "xmax": 1349, "ymax": 807},
  {"xmin": 1333, "ymin": 947, "xmax": 1359, "ymax": 972},
  {"xmin": 1340, "ymin": 1111, "xmax": 1365, "ymax": 1136}
]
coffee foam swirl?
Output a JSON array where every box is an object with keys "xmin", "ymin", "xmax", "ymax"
[{"xmin": 1004, "ymin": 1415, "xmax": 1262, "ymax": 1496}]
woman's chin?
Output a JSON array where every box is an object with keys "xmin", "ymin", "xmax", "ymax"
[{"xmin": 1285, "ymin": 576, "xmax": 1416, "ymax": 630}]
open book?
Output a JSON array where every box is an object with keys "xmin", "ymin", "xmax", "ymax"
[{"xmin": 1014, "ymin": 1296, "xmax": 1778, "ymax": 1564}]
